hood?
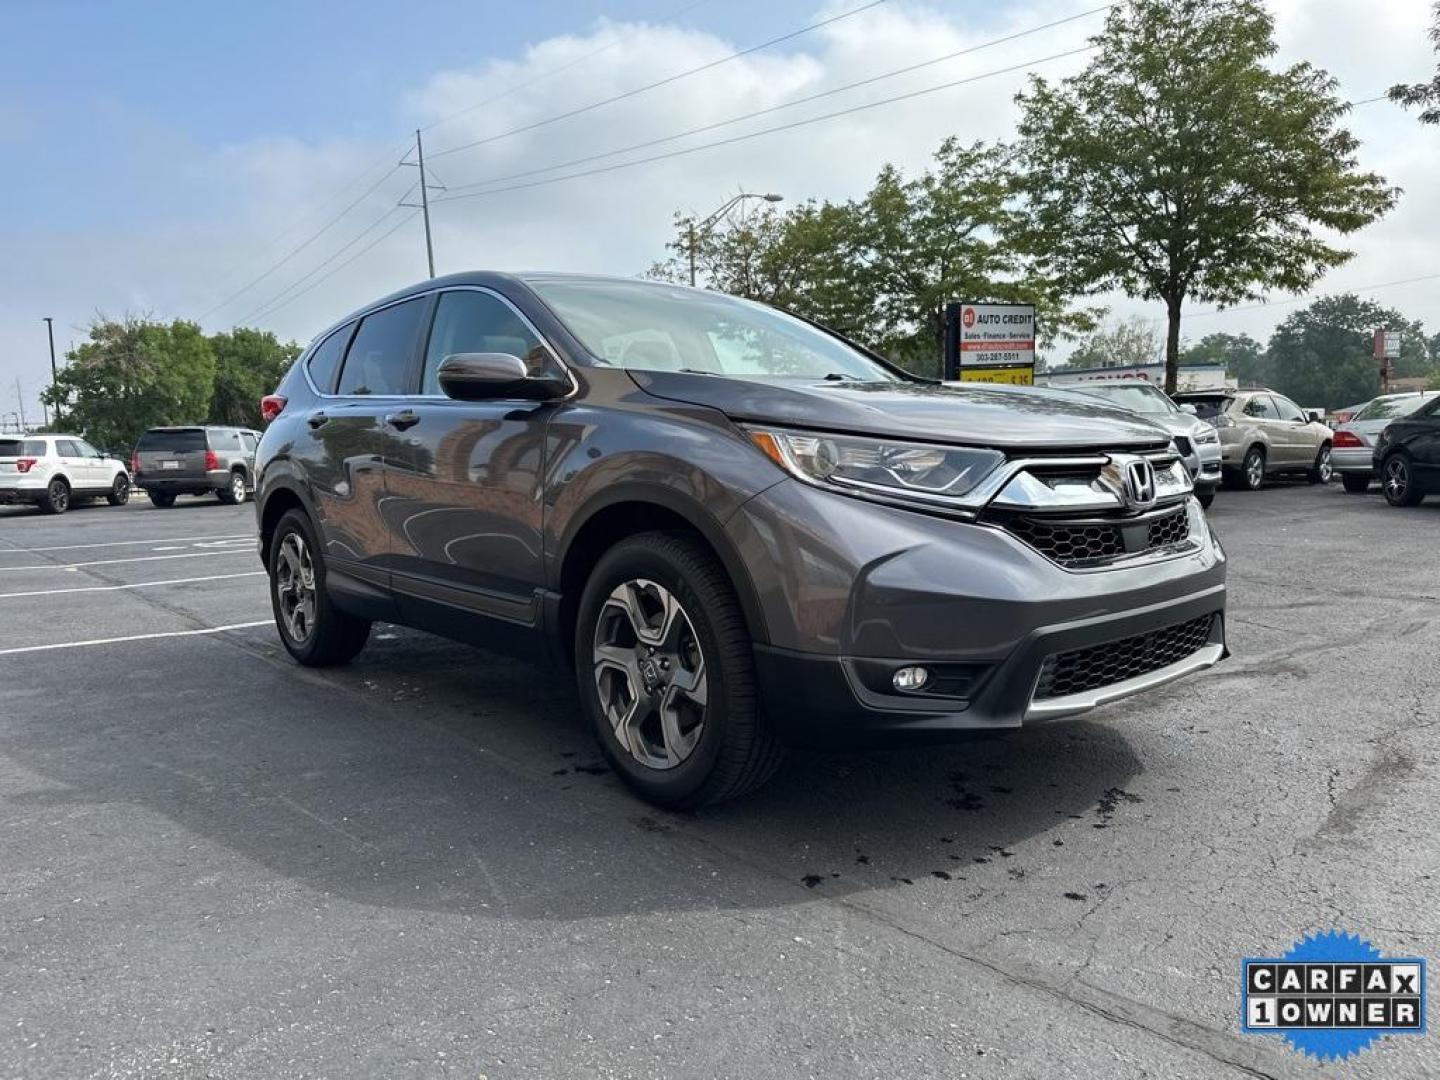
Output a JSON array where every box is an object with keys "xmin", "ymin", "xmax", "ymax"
[
  {"xmin": 630, "ymin": 372, "xmax": 1172, "ymax": 452},
  {"xmin": 1140, "ymin": 411, "xmax": 1211, "ymax": 439}
]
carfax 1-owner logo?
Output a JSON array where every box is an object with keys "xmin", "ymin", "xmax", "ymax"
[{"xmin": 1242, "ymin": 931, "xmax": 1427, "ymax": 1061}]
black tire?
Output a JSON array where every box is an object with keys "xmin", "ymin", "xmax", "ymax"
[
  {"xmin": 1238, "ymin": 445, "xmax": 1266, "ymax": 491},
  {"xmin": 218, "ymin": 470, "xmax": 248, "ymax": 505},
  {"xmin": 1307, "ymin": 443, "xmax": 1333, "ymax": 485},
  {"xmin": 574, "ymin": 531, "xmax": 783, "ymax": 809},
  {"xmin": 1195, "ymin": 486, "xmax": 1215, "ymax": 509},
  {"xmin": 106, "ymin": 473, "xmax": 132, "ymax": 506},
  {"xmin": 268, "ymin": 508, "xmax": 371, "ymax": 666},
  {"xmin": 1341, "ymin": 473, "xmax": 1371, "ymax": 494},
  {"xmin": 1380, "ymin": 453, "xmax": 1424, "ymax": 508},
  {"xmin": 148, "ymin": 491, "xmax": 176, "ymax": 508},
  {"xmin": 39, "ymin": 478, "xmax": 70, "ymax": 515}
]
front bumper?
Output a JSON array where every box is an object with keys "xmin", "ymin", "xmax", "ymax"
[
  {"xmin": 1194, "ymin": 440, "xmax": 1222, "ymax": 487},
  {"xmin": 730, "ymin": 480, "xmax": 1227, "ymax": 745},
  {"xmin": 1332, "ymin": 447, "xmax": 1373, "ymax": 475}
]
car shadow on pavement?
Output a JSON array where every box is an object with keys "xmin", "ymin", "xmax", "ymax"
[{"xmin": 1, "ymin": 627, "xmax": 1143, "ymax": 922}]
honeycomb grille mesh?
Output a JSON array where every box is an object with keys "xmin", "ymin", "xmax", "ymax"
[
  {"xmin": 1034, "ymin": 615, "xmax": 1216, "ymax": 700},
  {"xmin": 1005, "ymin": 506, "xmax": 1191, "ymax": 567}
]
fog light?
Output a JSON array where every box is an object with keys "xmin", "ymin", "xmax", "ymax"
[{"xmin": 892, "ymin": 666, "xmax": 929, "ymax": 692}]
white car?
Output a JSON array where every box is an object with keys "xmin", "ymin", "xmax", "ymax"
[{"xmin": 0, "ymin": 434, "xmax": 131, "ymax": 514}]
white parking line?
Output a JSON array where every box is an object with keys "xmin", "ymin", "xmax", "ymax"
[
  {"xmin": 0, "ymin": 571, "xmax": 266, "ymax": 599},
  {"xmin": 0, "ymin": 550, "xmax": 255, "ymax": 572},
  {"xmin": 0, "ymin": 621, "xmax": 272, "ymax": 657},
  {"xmin": 0, "ymin": 533, "xmax": 252, "ymax": 553}
]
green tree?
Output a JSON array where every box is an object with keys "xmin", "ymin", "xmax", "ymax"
[
  {"xmin": 1389, "ymin": 2, "xmax": 1440, "ymax": 124},
  {"xmin": 1064, "ymin": 316, "xmax": 1162, "ymax": 369},
  {"xmin": 650, "ymin": 140, "xmax": 1093, "ymax": 377},
  {"xmin": 42, "ymin": 316, "xmax": 216, "ymax": 451},
  {"xmin": 1182, "ymin": 331, "xmax": 1267, "ymax": 385},
  {"xmin": 1263, "ymin": 294, "xmax": 1430, "ymax": 409},
  {"xmin": 209, "ymin": 327, "xmax": 300, "ymax": 428},
  {"xmin": 1012, "ymin": 0, "xmax": 1397, "ymax": 393}
]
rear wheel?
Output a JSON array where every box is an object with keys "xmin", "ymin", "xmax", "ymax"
[
  {"xmin": 149, "ymin": 491, "xmax": 176, "ymax": 508},
  {"xmin": 106, "ymin": 473, "xmax": 131, "ymax": 506},
  {"xmin": 268, "ymin": 509, "xmax": 371, "ymax": 665},
  {"xmin": 40, "ymin": 478, "xmax": 70, "ymax": 515},
  {"xmin": 218, "ymin": 470, "xmax": 247, "ymax": 505},
  {"xmin": 1341, "ymin": 473, "xmax": 1370, "ymax": 494},
  {"xmin": 1307, "ymin": 443, "xmax": 1333, "ymax": 485},
  {"xmin": 1381, "ymin": 454, "xmax": 1424, "ymax": 507},
  {"xmin": 575, "ymin": 531, "xmax": 783, "ymax": 809}
]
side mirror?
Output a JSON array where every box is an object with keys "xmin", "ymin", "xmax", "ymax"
[
  {"xmin": 437, "ymin": 353, "xmax": 568, "ymax": 402},
  {"xmin": 1177, "ymin": 402, "xmax": 1197, "ymax": 415}
]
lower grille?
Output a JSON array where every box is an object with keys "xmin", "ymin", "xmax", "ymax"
[
  {"xmin": 1003, "ymin": 505, "xmax": 1191, "ymax": 568},
  {"xmin": 1034, "ymin": 615, "xmax": 1216, "ymax": 700}
]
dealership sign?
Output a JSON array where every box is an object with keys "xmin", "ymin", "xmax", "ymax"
[{"xmin": 944, "ymin": 302, "xmax": 1036, "ymax": 385}]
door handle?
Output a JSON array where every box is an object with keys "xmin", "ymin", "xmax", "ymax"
[
  {"xmin": 384, "ymin": 410, "xmax": 420, "ymax": 431},
  {"xmin": 307, "ymin": 412, "xmax": 330, "ymax": 429}
]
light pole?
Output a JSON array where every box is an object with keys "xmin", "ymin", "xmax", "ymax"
[
  {"xmin": 42, "ymin": 317, "xmax": 58, "ymax": 427},
  {"xmin": 688, "ymin": 192, "xmax": 783, "ymax": 287}
]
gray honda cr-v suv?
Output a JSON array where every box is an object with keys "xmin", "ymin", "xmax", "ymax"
[{"xmin": 255, "ymin": 272, "xmax": 1227, "ymax": 808}]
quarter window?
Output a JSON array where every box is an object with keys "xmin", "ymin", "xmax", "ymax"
[
  {"xmin": 306, "ymin": 324, "xmax": 352, "ymax": 393},
  {"xmin": 422, "ymin": 291, "xmax": 548, "ymax": 395},
  {"xmin": 338, "ymin": 299, "xmax": 427, "ymax": 396}
]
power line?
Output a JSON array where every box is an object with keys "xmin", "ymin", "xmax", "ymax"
[
  {"xmin": 246, "ymin": 211, "xmax": 423, "ymax": 324},
  {"xmin": 1177, "ymin": 273, "xmax": 1440, "ymax": 323},
  {"xmin": 200, "ymin": 159, "xmax": 410, "ymax": 322},
  {"xmin": 418, "ymin": 0, "xmax": 712, "ymax": 138},
  {"xmin": 237, "ymin": 193, "xmax": 416, "ymax": 326},
  {"xmin": 427, "ymin": 0, "xmax": 892, "ymax": 160},
  {"xmin": 440, "ymin": 5, "xmax": 1113, "ymax": 197},
  {"xmin": 433, "ymin": 45, "xmax": 1096, "ymax": 204}
]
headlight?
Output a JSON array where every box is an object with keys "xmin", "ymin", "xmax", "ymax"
[
  {"xmin": 747, "ymin": 427, "xmax": 1004, "ymax": 504},
  {"xmin": 1193, "ymin": 427, "xmax": 1219, "ymax": 445}
]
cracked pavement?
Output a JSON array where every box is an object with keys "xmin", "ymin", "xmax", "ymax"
[{"xmin": 0, "ymin": 483, "xmax": 1436, "ymax": 1078}]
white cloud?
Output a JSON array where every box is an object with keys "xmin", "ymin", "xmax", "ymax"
[{"xmin": 2, "ymin": 0, "xmax": 1437, "ymax": 422}]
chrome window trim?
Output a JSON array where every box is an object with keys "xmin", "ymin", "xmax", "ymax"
[{"xmin": 299, "ymin": 285, "xmax": 578, "ymax": 402}]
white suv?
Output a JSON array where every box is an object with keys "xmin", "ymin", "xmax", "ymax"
[{"xmin": 0, "ymin": 434, "xmax": 131, "ymax": 514}]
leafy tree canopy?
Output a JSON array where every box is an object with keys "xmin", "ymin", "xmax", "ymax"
[
  {"xmin": 210, "ymin": 327, "xmax": 301, "ymax": 429},
  {"xmin": 1389, "ymin": 2, "xmax": 1440, "ymax": 123},
  {"xmin": 1182, "ymin": 331, "xmax": 1267, "ymax": 385},
  {"xmin": 1062, "ymin": 316, "xmax": 1162, "ymax": 369},
  {"xmin": 1012, "ymin": 0, "xmax": 1397, "ymax": 392}
]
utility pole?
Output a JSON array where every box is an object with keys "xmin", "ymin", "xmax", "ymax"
[
  {"xmin": 415, "ymin": 130, "xmax": 435, "ymax": 278},
  {"xmin": 43, "ymin": 316, "xmax": 58, "ymax": 427},
  {"xmin": 15, "ymin": 378, "xmax": 28, "ymax": 433}
]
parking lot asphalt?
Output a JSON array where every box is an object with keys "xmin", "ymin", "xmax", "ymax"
[{"xmin": 0, "ymin": 485, "xmax": 1436, "ymax": 1079}]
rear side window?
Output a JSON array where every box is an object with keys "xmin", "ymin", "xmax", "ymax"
[
  {"xmin": 1243, "ymin": 395, "xmax": 1279, "ymax": 420},
  {"xmin": 137, "ymin": 429, "xmax": 207, "ymax": 452},
  {"xmin": 422, "ymin": 290, "xmax": 547, "ymax": 395},
  {"xmin": 306, "ymin": 324, "xmax": 352, "ymax": 393},
  {"xmin": 338, "ymin": 299, "xmax": 427, "ymax": 396}
]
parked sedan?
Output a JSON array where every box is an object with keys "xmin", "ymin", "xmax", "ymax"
[
  {"xmin": 1373, "ymin": 394, "xmax": 1440, "ymax": 506},
  {"xmin": 1062, "ymin": 380, "xmax": 1221, "ymax": 507},
  {"xmin": 1331, "ymin": 391, "xmax": 1437, "ymax": 493},
  {"xmin": 1172, "ymin": 388, "xmax": 1333, "ymax": 491}
]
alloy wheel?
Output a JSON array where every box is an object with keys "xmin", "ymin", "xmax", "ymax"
[
  {"xmin": 231, "ymin": 473, "xmax": 246, "ymax": 503},
  {"xmin": 49, "ymin": 481, "xmax": 69, "ymax": 512},
  {"xmin": 1245, "ymin": 450, "xmax": 1264, "ymax": 489},
  {"xmin": 1384, "ymin": 457, "xmax": 1410, "ymax": 502},
  {"xmin": 592, "ymin": 578, "xmax": 708, "ymax": 771},
  {"xmin": 275, "ymin": 532, "xmax": 317, "ymax": 643},
  {"xmin": 1316, "ymin": 448, "xmax": 1333, "ymax": 483},
  {"xmin": 113, "ymin": 475, "xmax": 130, "ymax": 504}
]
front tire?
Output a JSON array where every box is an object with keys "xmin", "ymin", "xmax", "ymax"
[
  {"xmin": 268, "ymin": 509, "xmax": 371, "ymax": 666},
  {"xmin": 1238, "ymin": 445, "xmax": 1266, "ymax": 491},
  {"xmin": 575, "ymin": 531, "xmax": 783, "ymax": 809},
  {"xmin": 40, "ymin": 478, "xmax": 70, "ymax": 515},
  {"xmin": 1307, "ymin": 443, "xmax": 1333, "ymax": 485},
  {"xmin": 1381, "ymin": 454, "xmax": 1424, "ymax": 507},
  {"xmin": 1341, "ymin": 474, "xmax": 1370, "ymax": 494},
  {"xmin": 106, "ymin": 474, "xmax": 131, "ymax": 506},
  {"xmin": 218, "ymin": 471, "xmax": 247, "ymax": 505}
]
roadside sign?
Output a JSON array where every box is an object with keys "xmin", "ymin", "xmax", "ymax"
[
  {"xmin": 1373, "ymin": 329, "xmax": 1401, "ymax": 359},
  {"xmin": 943, "ymin": 302, "xmax": 1036, "ymax": 385}
]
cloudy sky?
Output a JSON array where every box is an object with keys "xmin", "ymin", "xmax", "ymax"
[{"xmin": 1, "ymin": 0, "xmax": 1435, "ymax": 422}]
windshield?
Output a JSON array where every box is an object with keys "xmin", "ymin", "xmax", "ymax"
[
  {"xmin": 1073, "ymin": 383, "xmax": 1176, "ymax": 415},
  {"xmin": 1353, "ymin": 395, "xmax": 1430, "ymax": 422},
  {"xmin": 528, "ymin": 278, "xmax": 899, "ymax": 382}
]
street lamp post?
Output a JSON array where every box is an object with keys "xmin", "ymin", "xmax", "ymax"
[
  {"xmin": 42, "ymin": 317, "xmax": 58, "ymax": 428},
  {"xmin": 688, "ymin": 192, "xmax": 784, "ymax": 287}
]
